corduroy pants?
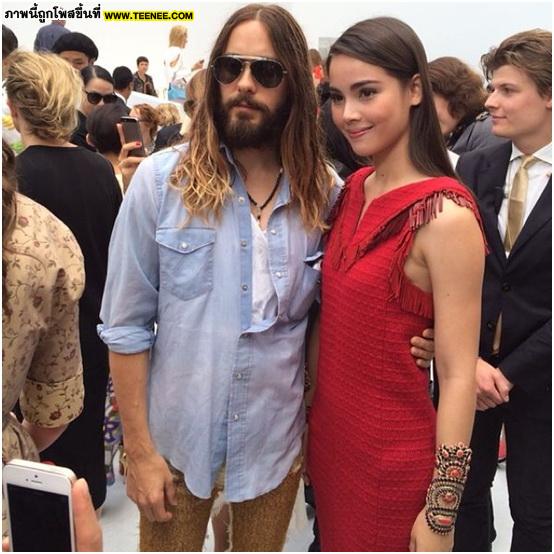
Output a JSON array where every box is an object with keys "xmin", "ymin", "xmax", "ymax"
[{"xmin": 139, "ymin": 457, "xmax": 302, "ymax": 552}]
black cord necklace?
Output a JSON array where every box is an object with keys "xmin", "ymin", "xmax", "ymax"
[{"xmin": 247, "ymin": 168, "xmax": 283, "ymax": 222}]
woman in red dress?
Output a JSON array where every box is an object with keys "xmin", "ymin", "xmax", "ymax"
[{"xmin": 307, "ymin": 17, "xmax": 486, "ymax": 552}]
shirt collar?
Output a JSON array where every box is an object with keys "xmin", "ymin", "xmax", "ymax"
[{"xmin": 510, "ymin": 142, "xmax": 552, "ymax": 165}]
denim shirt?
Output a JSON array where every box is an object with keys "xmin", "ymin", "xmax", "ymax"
[{"xmin": 99, "ymin": 144, "xmax": 340, "ymax": 501}]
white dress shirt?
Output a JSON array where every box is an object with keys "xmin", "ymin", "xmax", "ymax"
[{"xmin": 498, "ymin": 142, "xmax": 552, "ymax": 253}]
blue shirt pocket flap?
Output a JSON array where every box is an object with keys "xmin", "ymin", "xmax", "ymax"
[{"xmin": 156, "ymin": 227, "xmax": 216, "ymax": 254}]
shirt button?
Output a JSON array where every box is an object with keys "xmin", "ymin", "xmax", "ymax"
[
  {"xmin": 240, "ymin": 240, "xmax": 247, "ymax": 247},
  {"xmin": 241, "ymin": 284, "xmax": 248, "ymax": 291},
  {"xmin": 275, "ymin": 271, "xmax": 282, "ymax": 278},
  {"xmin": 233, "ymin": 413, "xmax": 240, "ymax": 421},
  {"xmin": 235, "ymin": 373, "xmax": 242, "ymax": 380},
  {"xmin": 486, "ymin": 321, "xmax": 495, "ymax": 330},
  {"xmin": 502, "ymin": 282, "xmax": 511, "ymax": 292},
  {"xmin": 180, "ymin": 242, "xmax": 188, "ymax": 249},
  {"xmin": 270, "ymin": 229, "xmax": 277, "ymax": 235},
  {"xmin": 238, "ymin": 196, "xmax": 245, "ymax": 204}
]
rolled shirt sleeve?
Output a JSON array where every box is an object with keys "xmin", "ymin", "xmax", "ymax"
[{"xmin": 98, "ymin": 153, "xmax": 163, "ymax": 353}]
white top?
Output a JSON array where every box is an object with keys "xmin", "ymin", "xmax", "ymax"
[
  {"xmin": 163, "ymin": 46, "xmax": 193, "ymax": 85},
  {"xmin": 250, "ymin": 214, "xmax": 278, "ymax": 325},
  {"xmin": 498, "ymin": 142, "xmax": 552, "ymax": 252}
]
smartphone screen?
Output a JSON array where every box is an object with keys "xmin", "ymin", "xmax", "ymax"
[{"xmin": 7, "ymin": 483, "xmax": 72, "ymax": 552}]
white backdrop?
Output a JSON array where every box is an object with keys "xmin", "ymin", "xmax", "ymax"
[{"xmin": 4, "ymin": 0, "xmax": 552, "ymax": 97}]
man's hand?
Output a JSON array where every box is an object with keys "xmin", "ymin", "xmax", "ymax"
[
  {"xmin": 410, "ymin": 328, "xmax": 435, "ymax": 368},
  {"xmin": 475, "ymin": 358, "xmax": 513, "ymax": 411},
  {"xmin": 125, "ymin": 450, "xmax": 177, "ymax": 522}
]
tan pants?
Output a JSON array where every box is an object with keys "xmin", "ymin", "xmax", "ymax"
[{"xmin": 139, "ymin": 458, "xmax": 302, "ymax": 552}]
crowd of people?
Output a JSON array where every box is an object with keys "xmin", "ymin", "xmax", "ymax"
[{"xmin": 2, "ymin": 4, "xmax": 551, "ymax": 552}]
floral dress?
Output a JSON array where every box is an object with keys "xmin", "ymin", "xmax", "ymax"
[{"xmin": 2, "ymin": 194, "xmax": 85, "ymax": 534}]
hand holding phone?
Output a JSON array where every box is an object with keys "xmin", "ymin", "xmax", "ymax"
[{"xmin": 3, "ymin": 459, "xmax": 76, "ymax": 551}]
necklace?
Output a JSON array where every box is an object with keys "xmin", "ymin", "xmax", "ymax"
[{"xmin": 246, "ymin": 168, "xmax": 283, "ymax": 222}]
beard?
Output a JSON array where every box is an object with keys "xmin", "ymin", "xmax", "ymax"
[{"xmin": 215, "ymin": 92, "xmax": 290, "ymax": 149}]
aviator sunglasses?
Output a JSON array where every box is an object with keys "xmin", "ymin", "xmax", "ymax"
[
  {"xmin": 212, "ymin": 55, "xmax": 288, "ymax": 88},
  {"xmin": 86, "ymin": 91, "xmax": 118, "ymax": 105}
]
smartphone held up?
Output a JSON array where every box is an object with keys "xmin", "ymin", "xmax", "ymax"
[
  {"xmin": 3, "ymin": 459, "xmax": 76, "ymax": 552},
  {"xmin": 120, "ymin": 116, "xmax": 147, "ymax": 157}
]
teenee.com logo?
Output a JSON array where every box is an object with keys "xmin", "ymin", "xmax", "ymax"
[{"xmin": 103, "ymin": 10, "xmax": 194, "ymax": 21}]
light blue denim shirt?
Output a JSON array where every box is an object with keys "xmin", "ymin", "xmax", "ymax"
[{"xmin": 99, "ymin": 144, "xmax": 340, "ymax": 501}]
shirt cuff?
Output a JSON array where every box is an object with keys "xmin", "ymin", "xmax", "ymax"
[
  {"xmin": 97, "ymin": 324, "xmax": 155, "ymax": 354},
  {"xmin": 20, "ymin": 372, "xmax": 84, "ymax": 429}
]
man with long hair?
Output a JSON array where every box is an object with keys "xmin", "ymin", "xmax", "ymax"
[
  {"xmin": 99, "ymin": 5, "xmax": 334, "ymax": 550},
  {"xmin": 99, "ymin": 4, "xmax": 435, "ymax": 550}
]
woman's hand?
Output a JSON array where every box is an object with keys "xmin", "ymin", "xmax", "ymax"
[{"xmin": 409, "ymin": 508, "xmax": 453, "ymax": 552}]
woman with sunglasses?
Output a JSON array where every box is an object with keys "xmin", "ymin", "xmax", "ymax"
[
  {"xmin": 6, "ymin": 51, "xmax": 122, "ymax": 513},
  {"xmin": 71, "ymin": 64, "xmax": 117, "ymax": 152},
  {"xmin": 306, "ymin": 18, "xmax": 486, "ymax": 551}
]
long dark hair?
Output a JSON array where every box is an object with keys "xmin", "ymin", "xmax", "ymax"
[
  {"xmin": 327, "ymin": 17, "xmax": 455, "ymax": 179},
  {"xmin": 172, "ymin": 3, "xmax": 333, "ymax": 230}
]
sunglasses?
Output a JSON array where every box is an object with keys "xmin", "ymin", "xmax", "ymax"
[
  {"xmin": 86, "ymin": 91, "xmax": 118, "ymax": 105},
  {"xmin": 212, "ymin": 55, "xmax": 287, "ymax": 88}
]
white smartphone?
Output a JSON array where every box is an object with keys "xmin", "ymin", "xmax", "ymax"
[{"xmin": 3, "ymin": 459, "xmax": 76, "ymax": 552}]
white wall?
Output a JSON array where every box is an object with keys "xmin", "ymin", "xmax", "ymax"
[{"xmin": 4, "ymin": 0, "xmax": 552, "ymax": 95}]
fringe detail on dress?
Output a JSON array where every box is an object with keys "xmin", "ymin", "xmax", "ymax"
[
  {"xmin": 388, "ymin": 189, "xmax": 485, "ymax": 318},
  {"xmin": 329, "ymin": 184, "xmax": 488, "ymax": 277}
]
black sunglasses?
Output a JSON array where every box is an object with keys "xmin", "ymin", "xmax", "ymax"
[
  {"xmin": 212, "ymin": 55, "xmax": 287, "ymax": 88},
  {"xmin": 86, "ymin": 91, "xmax": 118, "ymax": 105}
]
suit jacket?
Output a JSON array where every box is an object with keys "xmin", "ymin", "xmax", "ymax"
[{"xmin": 457, "ymin": 142, "xmax": 551, "ymax": 416}]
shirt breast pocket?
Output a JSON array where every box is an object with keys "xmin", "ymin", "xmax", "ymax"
[{"xmin": 155, "ymin": 227, "xmax": 216, "ymax": 301}]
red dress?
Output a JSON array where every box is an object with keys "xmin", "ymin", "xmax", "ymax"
[{"xmin": 308, "ymin": 167, "xmax": 483, "ymax": 552}]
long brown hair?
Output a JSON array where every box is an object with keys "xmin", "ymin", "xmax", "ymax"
[
  {"xmin": 171, "ymin": 3, "xmax": 333, "ymax": 230},
  {"xmin": 327, "ymin": 17, "xmax": 456, "ymax": 179}
]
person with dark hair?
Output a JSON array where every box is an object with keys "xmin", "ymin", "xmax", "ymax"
[
  {"xmin": 133, "ymin": 55, "xmax": 157, "ymax": 96},
  {"xmin": 2, "ymin": 24, "xmax": 18, "ymax": 60},
  {"xmin": 453, "ymin": 29, "xmax": 552, "ymax": 553},
  {"xmin": 112, "ymin": 66, "xmax": 133, "ymax": 106},
  {"xmin": 51, "ymin": 31, "xmax": 98, "ymax": 70},
  {"xmin": 98, "ymin": 5, "xmax": 433, "ymax": 551},
  {"xmin": 86, "ymin": 102, "xmax": 128, "ymax": 186},
  {"xmin": 6, "ymin": 51, "xmax": 122, "ymax": 512},
  {"xmin": 428, "ymin": 56, "xmax": 506, "ymax": 155},
  {"xmin": 71, "ymin": 65, "xmax": 117, "ymax": 151},
  {"xmin": 34, "ymin": 20, "xmax": 70, "ymax": 52},
  {"xmin": 307, "ymin": 16, "xmax": 487, "ymax": 551},
  {"xmin": 2, "ymin": 25, "xmax": 23, "ymax": 154}
]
